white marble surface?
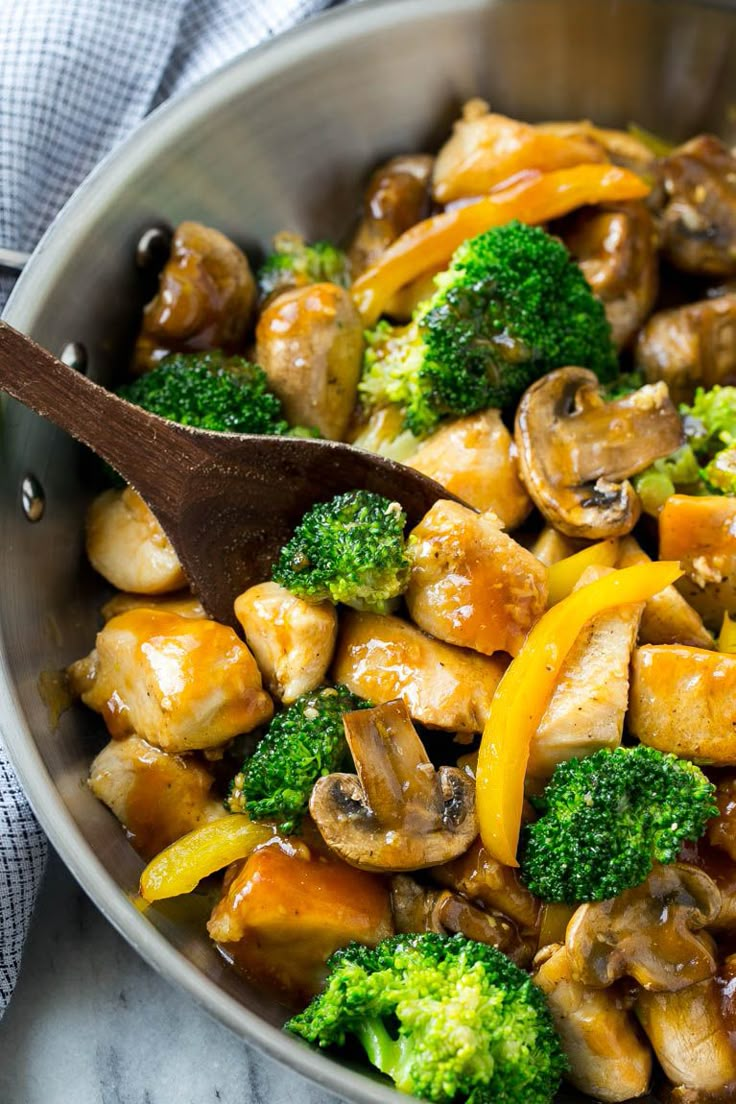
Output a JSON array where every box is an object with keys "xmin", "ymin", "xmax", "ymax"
[{"xmin": 0, "ymin": 848, "xmax": 343, "ymax": 1104}]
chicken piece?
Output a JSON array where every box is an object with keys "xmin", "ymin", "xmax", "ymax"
[
  {"xmin": 617, "ymin": 537, "xmax": 713, "ymax": 649},
  {"xmin": 530, "ymin": 526, "xmax": 582, "ymax": 567},
  {"xmin": 88, "ymin": 735, "xmax": 225, "ymax": 860},
  {"xmin": 432, "ymin": 100, "xmax": 606, "ymax": 203},
  {"xmin": 68, "ymin": 608, "xmax": 272, "ymax": 752},
  {"xmin": 708, "ymin": 774, "xmax": 736, "ymax": 861},
  {"xmin": 637, "ymin": 976, "xmax": 736, "ymax": 1094},
  {"xmin": 560, "ymin": 201, "xmax": 658, "ymax": 348},
  {"xmin": 86, "ymin": 487, "xmax": 186, "ymax": 595},
  {"xmin": 207, "ymin": 838, "xmax": 392, "ymax": 1001},
  {"xmin": 405, "ymin": 501, "xmax": 547, "ymax": 657},
  {"xmin": 533, "ymin": 944, "xmax": 652, "ymax": 1102},
  {"xmin": 233, "ymin": 581, "xmax": 337, "ymax": 704},
  {"xmin": 636, "ymin": 293, "xmax": 736, "ymax": 405},
  {"xmin": 654, "ymin": 135, "xmax": 736, "ymax": 277},
  {"xmin": 537, "ymin": 120, "xmax": 656, "ymax": 174},
  {"xmin": 255, "ymin": 282, "xmax": 363, "ymax": 440},
  {"xmin": 659, "ymin": 494, "xmax": 736, "ymax": 630},
  {"xmin": 630, "ymin": 645, "xmax": 736, "ymax": 763},
  {"xmin": 433, "ymin": 836, "xmax": 540, "ymax": 937},
  {"xmin": 528, "ymin": 565, "xmax": 642, "ymax": 778},
  {"xmin": 406, "ymin": 410, "xmax": 532, "ymax": 528},
  {"xmin": 331, "ymin": 610, "xmax": 506, "ymax": 734},
  {"xmin": 101, "ymin": 591, "xmax": 205, "ymax": 622},
  {"xmin": 348, "ymin": 154, "xmax": 433, "ymax": 277},
  {"xmin": 133, "ymin": 221, "xmax": 256, "ymax": 372}
]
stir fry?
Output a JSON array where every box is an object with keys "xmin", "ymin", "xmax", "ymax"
[{"xmin": 67, "ymin": 101, "xmax": 736, "ymax": 1103}]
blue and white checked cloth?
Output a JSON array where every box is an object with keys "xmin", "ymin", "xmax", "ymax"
[{"xmin": 0, "ymin": 0, "xmax": 338, "ymax": 1018}]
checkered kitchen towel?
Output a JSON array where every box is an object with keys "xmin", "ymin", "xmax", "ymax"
[{"xmin": 0, "ymin": 0, "xmax": 339, "ymax": 1018}]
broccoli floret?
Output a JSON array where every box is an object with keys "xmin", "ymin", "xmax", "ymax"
[
  {"xmin": 272, "ymin": 490, "xmax": 410, "ymax": 612},
  {"xmin": 227, "ymin": 684, "xmax": 370, "ymax": 833},
  {"xmin": 520, "ymin": 746, "xmax": 718, "ymax": 904},
  {"xmin": 703, "ymin": 444, "xmax": 736, "ymax": 493},
  {"xmin": 118, "ymin": 350, "xmax": 292, "ymax": 435},
  {"xmin": 287, "ymin": 933, "xmax": 566, "ymax": 1104},
  {"xmin": 633, "ymin": 443, "xmax": 703, "ymax": 515},
  {"xmin": 257, "ymin": 231, "xmax": 350, "ymax": 300},
  {"xmin": 359, "ymin": 221, "xmax": 617, "ymax": 437},
  {"xmin": 683, "ymin": 384, "xmax": 736, "ymax": 456}
]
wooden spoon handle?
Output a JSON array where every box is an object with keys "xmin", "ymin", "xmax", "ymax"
[{"xmin": 0, "ymin": 322, "xmax": 205, "ymax": 500}]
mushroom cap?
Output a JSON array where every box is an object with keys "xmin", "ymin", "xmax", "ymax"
[
  {"xmin": 515, "ymin": 366, "xmax": 682, "ymax": 539},
  {"xmin": 310, "ymin": 763, "xmax": 477, "ymax": 871},
  {"xmin": 566, "ymin": 862, "xmax": 721, "ymax": 992}
]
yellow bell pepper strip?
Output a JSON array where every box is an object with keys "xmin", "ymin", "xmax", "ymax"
[
  {"xmin": 351, "ymin": 164, "xmax": 650, "ymax": 325},
  {"xmin": 718, "ymin": 612, "xmax": 736, "ymax": 653},
  {"xmin": 546, "ymin": 539, "xmax": 619, "ymax": 606},
  {"xmin": 476, "ymin": 561, "xmax": 683, "ymax": 868},
  {"xmin": 139, "ymin": 814, "xmax": 274, "ymax": 902}
]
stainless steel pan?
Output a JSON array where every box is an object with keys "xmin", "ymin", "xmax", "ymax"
[{"xmin": 2, "ymin": 1, "xmax": 735, "ymax": 1100}]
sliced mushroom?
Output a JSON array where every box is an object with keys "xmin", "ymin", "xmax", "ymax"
[
  {"xmin": 390, "ymin": 875, "xmax": 532, "ymax": 966},
  {"xmin": 349, "ymin": 154, "xmax": 433, "ymax": 278},
  {"xmin": 309, "ymin": 699, "xmax": 477, "ymax": 871},
  {"xmin": 255, "ymin": 282, "xmax": 363, "ymax": 439},
  {"xmin": 636, "ymin": 974, "xmax": 736, "ymax": 1094},
  {"xmin": 654, "ymin": 135, "xmax": 736, "ymax": 277},
  {"xmin": 679, "ymin": 839, "xmax": 736, "ymax": 934},
  {"xmin": 233, "ymin": 581, "xmax": 337, "ymax": 704},
  {"xmin": 133, "ymin": 221, "xmax": 256, "ymax": 372},
  {"xmin": 405, "ymin": 501, "xmax": 547, "ymax": 657},
  {"xmin": 560, "ymin": 201, "xmax": 658, "ymax": 349},
  {"xmin": 636, "ymin": 293, "xmax": 736, "ymax": 405},
  {"xmin": 566, "ymin": 863, "xmax": 721, "ymax": 992},
  {"xmin": 515, "ymin": 367, "xmax": 683, "ymax": 538},
  {"xmin": 533, "ymin": 944, "xmax": 653, "ymax": 1102},
  {"xmin": 433, "ymin": 836, "xmax": 541, "ymax": 937}
]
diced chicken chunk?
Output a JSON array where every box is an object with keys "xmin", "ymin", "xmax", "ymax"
[
  {"xmin": 234, "ymin": 581, "xmax": 337, "ymax": 704},
  {"xmin": 629, "ymin": 645, "xmax": 736, "ymax": 763},
  {"xmin": 331, "ymin": 610, "xmax": 505, "ymax": 734},
  {"xmin": 659, "ymin": 494, "xmax": 736, "ymax": 630},
  {"xmin": 69, "ymin": 608, "xmax": 273, "ymax": 752},
  {"xmin": 86, "ymin": 487, "xmax": 186, "ymax": 595},
  {"xmin": 534, "ymin": 945, "xmax": 652, "ymax": 1103},
  {"xmin": 407, "ymin": 410, "xmax": 532, "ymax": 528},
  {"xmin": 636, "ymin": 294, "xmax": 736, "ymax": 405},
  {"xmin": 406, "ymin": 501, "xmax": 547, "ymax": 657},
  {"xmin": 207, "ymin": 838, "xmax": 392, "ymax": 1000},
  {"xmin": 529, "ymin": 565, "xmax": 642, "ymax": 777},
  {"xmin": 101, "ymin": 591, "xmax": 205, "ymax": 621},
  {"xmin": 617, "ymin": 537, "xmax": 713, "ymax": 649},
  {"xmin": 89, "ymin": 735, "xmax": 225, "ymax": 860},
  {"xmin": 531, "ymin": 526, "xmax": 581, "ymax": 567},
  {"xmin": 637, "ymin": 977, "xmax": 736, "ymax": 1094}
]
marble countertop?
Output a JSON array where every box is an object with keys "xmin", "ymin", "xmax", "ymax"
[{"xmin": 0, "ymin": 848, "xmax": 343, "ymax": 1104}]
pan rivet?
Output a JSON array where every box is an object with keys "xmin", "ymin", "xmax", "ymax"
[
  {"xmin": 21, "ymin": 475, "xmax": 45, "ymax": 522},
  {"xmin": 135, "ymin": 226, "xmax": 172, "ymax": 271},
  {"xmin": 60, "ymin": 342, "xmax": 87, "ymax": 374}
]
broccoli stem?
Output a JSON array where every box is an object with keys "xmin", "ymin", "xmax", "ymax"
[{"xmin": 354, "ymin": 1019, "xmax": 414, "ymax": 1093}]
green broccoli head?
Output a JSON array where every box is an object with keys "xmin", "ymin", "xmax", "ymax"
[
  {"xmin": 521, "ymin": 745, "xmax": 718, "ymax": 904},
  {"xmin": 703, "ymin": 444, "xmax": 736, "ymax": 493},
  {"xmin": 359, "ymin": 221, "xmax": 617, "ymax": 437},
  {"xmin": 227, "ymin": 684, "xmax": 369, "ymax": 833},
  {"xmin": 272, "ymin": 490, "xmax": 410, "ymax": 612},
  {"xmin": 287, "ymin": 933, "xmax": 566, "ymax": 1104},
  {"xmin": 683, "ymin": 385, "xmax": 736, "ymax": 456},
  {"xmin": 633, "ymin": 443, "xmax": 703, "ymax": 516},
  {"xmin": 118, "ymin": 350, "xmax": 291, "ymax": 435},
  {"xmin": 257, "ymin": 232, "xmax": 350, "ymax": 301}
]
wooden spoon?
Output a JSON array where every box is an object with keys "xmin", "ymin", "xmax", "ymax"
[{"xmin": 0, "ymin": 322, "xmax": 451, "ymax": 627}]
